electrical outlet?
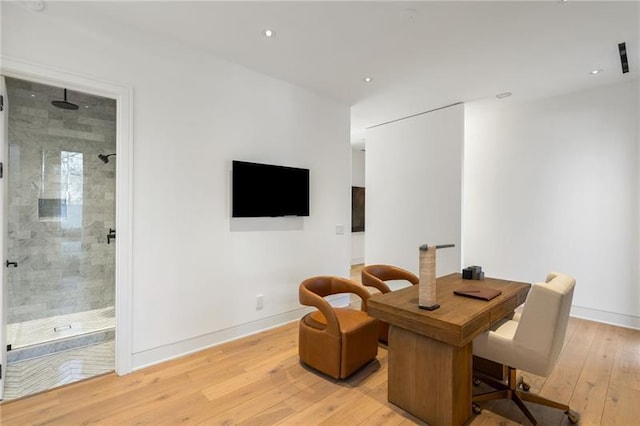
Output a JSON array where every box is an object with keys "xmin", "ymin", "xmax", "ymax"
[{"xmin": 256, "ymin": 294, "xmax": 264, "ymax": 310}]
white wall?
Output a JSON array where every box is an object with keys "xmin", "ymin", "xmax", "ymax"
[
  {"xmin": 2, "ymin": 4, "xmax": 351, "ymax": 368},
  {"xmin": 465, "ymin": 80, "xmax": 639, "ymax": 328},
  {"xmin": 351, "ymin": 148, "xmax": 365, "ymax": 264},
  {"xmin": 365, "ymin": 104, "xmax": 464, "ymax": 276}
]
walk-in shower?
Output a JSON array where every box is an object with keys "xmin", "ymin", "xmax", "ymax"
[{"xmin": 3, "ymin": 77, "xmax": 116, "ymax": 399}]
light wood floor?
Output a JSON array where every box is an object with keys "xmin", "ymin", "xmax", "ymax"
[{"xmin": 1, "ymin": 269, "xmax": 639, "ymax": 425}]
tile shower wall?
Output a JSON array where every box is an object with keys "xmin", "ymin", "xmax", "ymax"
[{"xmin": 6, "ymin": 77, "xmax": 116, "ymax": 324}]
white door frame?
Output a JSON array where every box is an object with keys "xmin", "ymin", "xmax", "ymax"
[{"xmin": 0, "ymin": 56, "xmax": 133, "ymax": 375}]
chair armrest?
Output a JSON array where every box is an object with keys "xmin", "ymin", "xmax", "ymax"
[
  {"xmin": 300, "ymin": 276, "xmax": 371, "ymax": 334},
  {"xmin": 299, "ymin": 279, "xmax": 341, "ymax": 338},
  {"xmin": 321, "ymin": 276, "xmax": 370, "ymax": 311},
  {"xmin": 362, "ymin": 264, "xmax": 419, "ymax": 294},
  {"xmin": 362, "ymin": 268, "xmax": 392, "ymax": 294}
]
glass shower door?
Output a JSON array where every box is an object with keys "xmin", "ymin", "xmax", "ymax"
[
  {"xmin": 2, "ymin": 77, "xmax": 116, "ymax": 399},
  {"xmin": 0, "ymin": 76, "xmax": 8, "ymax": 400}
]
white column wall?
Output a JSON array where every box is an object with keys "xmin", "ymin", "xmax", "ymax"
[
  {"xmin": 2, "ymin": 4, "xmax": 351, "ymax": 368},
  {"xmin": 464, "ymin": 80, "xmax": 639, "ymax": 328},
  {"xmin": 365, "ymin": 104, "xmax": 464, "ymax": 276}
]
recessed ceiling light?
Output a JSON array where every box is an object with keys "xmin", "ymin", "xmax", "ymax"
[
  {"xmin": 496, "ymin": 92, "xmax": 512, "ymax": 99},
  {"xmin": 590, "ymin": 69, "xmax": 603, "ymax": 75},
  {"xmin": 263, "ymin": 29, "xmax": 276, "ymax": 38},
  {"xmin": 84, "ymin": 105, "xmax": 89, "ymax": 109},
  {"xmin": 30, "ymin": 94, "xmax": 36, "ymax": 97},
  {"xmin": 363, "ymin": 77, "xmax": 373, "ymax": 83}
]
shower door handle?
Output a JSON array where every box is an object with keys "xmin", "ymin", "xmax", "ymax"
[
  {"xmin": 107, "ymin": 228, "xmax": 116, "ymax": 245},
  {"xmin": 5, "ymin": 260, "xmax": 18, "ymax": 268}
]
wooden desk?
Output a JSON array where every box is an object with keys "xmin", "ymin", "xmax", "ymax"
[{"xmin": 367, "ymin": 273, "xmax": 530, "ymax": 426}]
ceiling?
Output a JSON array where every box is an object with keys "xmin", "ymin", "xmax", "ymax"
[{"xmin": 19, "ymin": 1, "xmax": 639, "ymax": 146}]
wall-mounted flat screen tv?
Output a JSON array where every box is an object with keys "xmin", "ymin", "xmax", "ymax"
[{"xmin": 232, "ymin": 160, "xmax": 310, "ymax": 217}]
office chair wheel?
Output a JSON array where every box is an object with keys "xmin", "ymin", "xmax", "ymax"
[
  {"xmin": 472, "ymin": 403, "xmax": 482, "ymax": 415},
  {"xmin": 473, "ymin": 377, "xmax": 481, "ymax": 386},
  {"xmin": 517, "ymin": 377, "xmax": 531, "ymax": 392},
  {"xmin": 566, "ymin": 410, "xmax": 580, "ymax": 424}
]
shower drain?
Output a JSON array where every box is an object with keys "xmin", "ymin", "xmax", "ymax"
[{"xmin": 53, "ymin": 324, "xmax": 72, "ymax": 332}]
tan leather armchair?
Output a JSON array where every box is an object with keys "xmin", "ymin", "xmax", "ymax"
[
  {"xmin": 361, "ymin": 264, "xmax": 419, "ymax": 343},
  {"xmin": 298, "ymin": 276, "xmax": 379, "ymax": 379}
]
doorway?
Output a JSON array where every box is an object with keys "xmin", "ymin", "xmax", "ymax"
[{"xmin": 2, "ymin": 77, "xmax": 116, "ymax": 399}]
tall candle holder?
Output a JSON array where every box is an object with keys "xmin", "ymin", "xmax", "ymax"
[{"xmin": 418, "ymin": 243, "xmax": 455, "ymax": 311}]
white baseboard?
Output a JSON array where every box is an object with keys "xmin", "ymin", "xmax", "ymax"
[
  {"xmin": 131, "ymin": 294, "xmax": 350, "ymax": 371},
  {"xmin": 570, "ymin": 305, "xmax": 640, "ymax": 330},
  {"xmin": 132, "ymin": 308, "xmax": 310, "ymax": 370},
  {"xmin": 351, "ymin": 257, "xmax": 364, "ymax": 265},
  {"xmin": 132, "ymin": 299, "xmax": 638, "ymax": 371}
]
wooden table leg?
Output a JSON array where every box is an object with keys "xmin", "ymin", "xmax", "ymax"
[{"xmin": 387, "ymin": 325, "xmax": 472, "ymax": 426}]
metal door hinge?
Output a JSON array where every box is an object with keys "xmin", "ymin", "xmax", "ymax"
[
  {"xmin": 0, "ymin": 162, "xmax": 3, "ymax": 178},
  {"xmin": 0, "ymin": 364, "xmax": 2, "ymax": 380},
  {"xmin": 0, "ymin": 94, "xmax": 3, "ymax": 112}
]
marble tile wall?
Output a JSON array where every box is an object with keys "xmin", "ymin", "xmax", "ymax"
[{"xmin": 5, "ymin": 77, "xmax": 116, "ymax": 324}]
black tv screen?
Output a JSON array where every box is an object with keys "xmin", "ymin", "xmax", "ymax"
[{"xmin": 232, "ymin": 160, "xmax": 310, "ymax": 217}]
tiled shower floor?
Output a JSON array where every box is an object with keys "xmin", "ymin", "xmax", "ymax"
[
  {"xmin": 3, "ymin": 308, "xmax": 116, "ymax": 401},
  {"xmin": 3, "ymin": 341, "xmax": 115, "ymax": 400},
  {"xmin": 7, "ymin": 307, "xmax": 115, "ymax": 349}
]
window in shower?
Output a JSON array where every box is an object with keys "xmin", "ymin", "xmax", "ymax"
[
  {"xmin": 60, "ymin": 150, "xmax": 83, "ymax": 229},
  {"xmin": 37, "ymin": 150, "xmax": 83, "ymax": 225}
]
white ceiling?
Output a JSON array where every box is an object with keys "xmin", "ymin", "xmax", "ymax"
[{"xmin": 23, "ymin": 1, "xmax": 640, "ymax": 146}]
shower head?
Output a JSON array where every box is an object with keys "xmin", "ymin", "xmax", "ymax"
[
  {"xmin": 52, "ymin": 89, "xmax": 79, "ymax": 110},
  {"xmin": 98, "ymin": 153, "xmax": 116, "ymax": 164}
]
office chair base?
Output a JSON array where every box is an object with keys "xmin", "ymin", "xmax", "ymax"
[
  {"xmin": 473, "ymin": 368, "xmax": 580, "ymax": 425},
  {"xmin": 517, "ymin": 376, "xmax": 531, "ymax": 392},
  {"xmin": 566, "ymin": 410, "xmax": 580, "ymax": 424}
]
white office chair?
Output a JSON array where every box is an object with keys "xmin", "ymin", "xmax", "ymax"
[{"xmin": 472, "ymin": 272, "xmax": 579, "ymax": 425}]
